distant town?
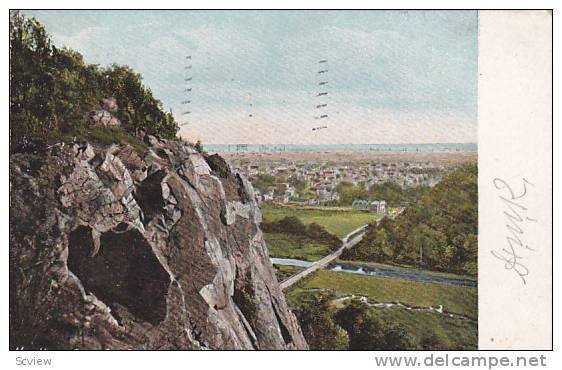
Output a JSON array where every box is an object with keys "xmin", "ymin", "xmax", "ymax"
[{"xmin": 219, "ymin": 150, "xmax": 475, "ymax": 207}]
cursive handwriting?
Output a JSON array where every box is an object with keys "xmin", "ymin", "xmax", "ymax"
[{"xmin": 491, "ymin": 177, "xmax": 537, "ymax": 285}]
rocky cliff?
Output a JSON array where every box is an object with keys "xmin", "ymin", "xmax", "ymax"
[{"xmin": 9, "ymin": 136, "xmax": 308, "ymax": 350}]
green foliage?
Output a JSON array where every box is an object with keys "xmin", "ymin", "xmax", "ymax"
[
  {"xmin": 336, "ymin": 180, "xmax": 430, "ymax": 206},
  {"xmin": 368, "ymin": 181, "xmax": 431, "ymax": 206},
  {"xmin": 96, "ymin": 65, "xmax": 179, "ymax": 138},
  {"xmin": 273, "ymin": 265, "xmax": 304, "ymax": 281},
  {"xmin": 250, "ymin": 173, "xmax": 277, "ymax": 194},
  {"xmin": 376, "ymin": 308, "xmax": 476, "ymax": 350},
  {"xmin": 262, "ymin": 216, "xmax": 307, "ymax": 235},
  {"xmin": 419, "ymin": 332, "xmax": 447, "ymax": 350},
  {"xmin": 10, "ymin": 11, "xmax": 179, "ymax": 151},
  {"xmin": 341, "ymin": 163, "xmax": 478, "ymax": 276},
  {"xmin": 194, "ymin": 140, "xmax": 204, "ymax": 153},
  {"xmin": 262, "ymin": 216, "xmax": 341, "ymax": 252},
  {"xmin": 265, "ymin": 232, "xmax": 333, "ymax": 262},
  {"xmin": 288, "ymin": 286, "xmax": 476, "ymax": 350},
  {"xmin": 335, "ymin": 182, "xmax": 368, "ymax": 205},
  {"xmin": 263, "ymin": 204, "xmax": 380, "ymax": 238},
  {"xmin": 289, "ymin": 289, "xmax": 476, "ymax": 350},
  {"xmin": 334, "ymin": 299, "xmax": 414, "ymax": 350},
  {"xmin": 292, "ymin": 292, "xmax": 349, "ymax": 350},
  {"xmin": 61, "ymin": 126, "xmax": 148, "ymax": 155},
  {"xmin": 300, "ymin": 270, "xmax": 477, "ymax": 318}
]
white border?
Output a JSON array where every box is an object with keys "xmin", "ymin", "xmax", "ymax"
[{"xmin": 478, "ymin": 10, "xmax": 552, "ymax": 350}]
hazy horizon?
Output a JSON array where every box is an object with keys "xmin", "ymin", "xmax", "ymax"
[{"xmin": 24, "ymin": 10, "xmax": 478, "ymax": 145}]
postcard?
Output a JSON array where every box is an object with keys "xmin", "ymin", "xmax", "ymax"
[{"xmin": 7, "ymin": 8, "xmax": 553, "ymax": 356}]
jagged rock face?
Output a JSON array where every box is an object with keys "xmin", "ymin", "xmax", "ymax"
[{"xmin": 9, "ymin": 137, "xmax": 307, "ymax": 350}]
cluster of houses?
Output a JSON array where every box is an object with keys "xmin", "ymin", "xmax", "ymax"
[{"xmin": 233, "ymin": 159, "xmax": 445, "ymax": 205}]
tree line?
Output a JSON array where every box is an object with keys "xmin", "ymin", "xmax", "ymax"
[
  {"xmin": 341, "ymin": 163, "xmax": 477, "ymax": 276},
  {"xmin": 10, "ymin": 11, "xmax": 179, "ymax": 151},
  {"xmin": 293, "ymin": 292, "xmax": 465, "ymax": 350},
  {"xmin": 335, "ymin": 181, "xmax": 431, "ymax": 207}
]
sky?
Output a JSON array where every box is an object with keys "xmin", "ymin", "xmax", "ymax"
[{"xmin": 25, "ymin": 10, "xmax": 478, "ymax": 144}]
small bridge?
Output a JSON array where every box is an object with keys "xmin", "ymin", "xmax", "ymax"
[{"xmin": 279, "ymin": 224, "xmax": 368, "ymax": 290}]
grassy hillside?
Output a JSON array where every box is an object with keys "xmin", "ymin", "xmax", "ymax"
[
  {"xmin": 287, "ymin": 288, "xmax": 476, "ymax": 350},
  {"xmin": 10, "ymin": 11, "xmax": 179, "ymax": 151},
  {"xmin": 263, "ymin": 204, "xmax": 381, "ymax": 238},
  {"xmin": 265, "ymin": 233, "xmax": 332, "ymax": 262},
  {"xmin": 375, "ymin": 308, "xmax": 477, "ymax": 350},
  {"xmin": 296, "ymin": 270, "xmax": 477, "ymax": 318}
]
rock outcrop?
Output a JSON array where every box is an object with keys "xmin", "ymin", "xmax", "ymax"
[
  {"xmin": 90, "ymin": 97, "xmax": 121, "ymax": 128},
  {"xmin": 9, "ymin": 137, "xmax": 307, "ymax": 350}
]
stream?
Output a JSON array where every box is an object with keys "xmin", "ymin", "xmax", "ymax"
[{"xmin": 270, "ymin": 258, "xmax": 476, "ymax": 288}]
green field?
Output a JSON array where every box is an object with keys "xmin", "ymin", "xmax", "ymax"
[
  {"xmin": 263, "ymin": 205, "xmax": 381, "ymax": 238},
  {"xmin": 376, "ymin": 308, "xmax": 477, "ymax": 350},
  {"xmin": 274, "ymin": 264, "xmax": 304, "ymax": 281},
  {"xmin": 294, "ymin": 270, "xmax": 477, "ymax": 318},
  {"xmin": 264, "ymin": 233, "xmax": 331, "ymax": 261}
]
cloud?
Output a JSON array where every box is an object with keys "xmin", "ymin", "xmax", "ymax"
[
  {"xmin": 51, "ymin": 26, "xmax": 108, "ymax": 53},
  {"xmin": 30, "ymin": 10, "xmax": 477, "ymax": 144}
]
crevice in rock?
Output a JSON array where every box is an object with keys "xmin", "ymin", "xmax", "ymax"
[
  {"xmin": 205, "ymin": 154, "xmax": 249, "ymax": 202},
  {"xmin": 232, "ymin": 270, "xmax": 258, "ymax": 328},
  {"xmin": 271, "ymin": 302, "xmax": 293, "ymax": 346},
  {"xmin": 233, "ymin": 304, "xmax": 259, "ymax": 349},
  {"xmin": 114, "ymin": 222, "xmax": 129, "ymax": 233},
  {"xmin": 134, "ymin": 170, "xmax": 166, "ymax": 223},
  {"xmin": 67, "ymin": 226, "xmax": 170, "ymax": 325},
  {"xmin": 155, "ymin": 148, "xmax": 169, "ymax": 160},
  {"xmin": 234, "ymin": 174, "xmax": 250, "ymax": 203},
  {"xmin": 205, "ymin": 154, "xmax": 231, "ymax": 178}
]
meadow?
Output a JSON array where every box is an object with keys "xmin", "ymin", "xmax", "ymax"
[
  {"xmin": 262, "ymin": 204, "xmax": 382, "ymax": 238},
  {"xmin": 264, "ymin": 233, "xmax": 331, "ymax": 262},
  {"xmin": 274, "ymin": 265, "xmax": 305, "ymax": 282},
  {"xmin": 293, "ymin": 270, "xmax": 477, "ymax": 318}
]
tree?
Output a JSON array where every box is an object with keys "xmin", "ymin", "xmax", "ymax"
[
  {"xmin": 10, "ymin": 11, "xmax": 58, "ymax": 148},
  {"xmin": 10, "ymin": 11, "xmax": 179, "ymax": 151},
  {"xmin": 335, "ymin": 182, "xmax": 368, "ymax": 205},
  {"xmin": 334, "ymin": 299, "xmax": 414, "ymax": 350},
  {"xmin": 382, "ymin": 322, "xmax": 414, "ymax": 350},
  {"xmin": 419, "ymin": 332, "xmax": 447, "ymax": 350},
  {"xmin": 293, "ymin": 293, "xmax": 349, "ymax": 350},
  {"xmin": 342, "ymin": 163, "xmax": 478, "ymax": 276},
  {"xmin": 194, "ymin": 140, "xmax": 204, "ymax": 153}
]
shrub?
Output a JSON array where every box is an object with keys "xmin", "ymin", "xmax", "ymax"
[{"xmin": 10, "ymin": 11, "xmax": 179, "ymax": 151}]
